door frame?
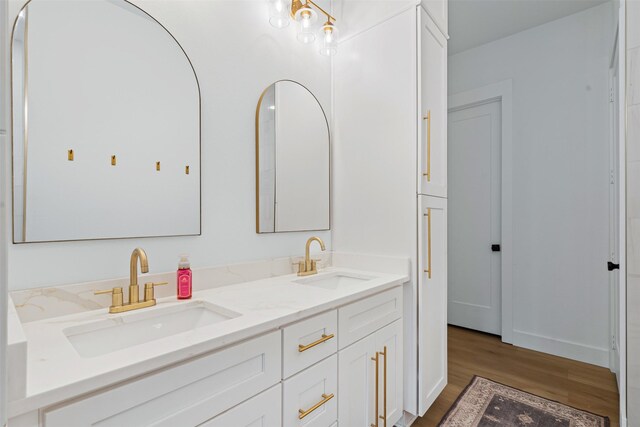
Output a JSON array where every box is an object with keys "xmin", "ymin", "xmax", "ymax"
[
  {"xmin": 448, "ymin": 79, "xmax": 513, "ymax": 343},
  {"xmin": 618, "ymin": 0, "xmax": 627, "ymax": 425},
  {"xmin": 609, "ymin": 32, "xmax": 621, "ymax": 379}
]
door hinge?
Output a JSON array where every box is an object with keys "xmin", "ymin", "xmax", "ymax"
[
  {"xmin": 610, "ymin": 87, "xmax": 614, "ymax": 102},
  {"xmin": 608, "ymin": 261, "xmax": 620, "ymax": 271}
]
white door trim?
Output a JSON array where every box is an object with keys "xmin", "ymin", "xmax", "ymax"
[
  {"xmin": 609, "ymin": 55, "xmax": 620, "ymax": 377},
  {"xmin": 448, "ymin": 80, "xmax": 513, "ymax": 343}
]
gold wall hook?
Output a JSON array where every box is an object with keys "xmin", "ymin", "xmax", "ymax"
[
  {"xmin": 156, "ymin": 161, "xmax": 161, "ymax": 171},
  {"xmin": 185, "ymin": 165, "xmax": 190, "ymax": 175},
  {"xmin": 68, "ymin": 149, "xmax": 74, "ymax": 161},
  {"xmin": 111, "ymin": 155, "xmax": 117, "ymax": 166}
]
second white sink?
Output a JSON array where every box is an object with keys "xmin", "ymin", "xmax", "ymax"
[{"xmin": 64, "ymin": 301, "xmax": 240, "ymax": 358}]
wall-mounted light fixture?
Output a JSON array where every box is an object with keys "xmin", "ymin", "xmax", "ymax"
[{"xmin": 268, "ymin": 0, "xmax": 338, "ymax": 56}]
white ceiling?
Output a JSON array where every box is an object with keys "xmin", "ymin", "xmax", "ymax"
[{"xmin": 449, "ymin": 0, "xmax": 611, "ymax": 55}]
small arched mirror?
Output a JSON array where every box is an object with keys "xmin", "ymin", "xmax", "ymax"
[{"xmin": 256, "ymin": 81, "xmax": 330, "ymax": 233}]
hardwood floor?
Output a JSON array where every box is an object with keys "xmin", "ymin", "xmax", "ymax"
[{"xmin": 415, "ymin": 326, "xmax": 620, "ymax": 426}]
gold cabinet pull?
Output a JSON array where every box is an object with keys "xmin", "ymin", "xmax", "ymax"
[
  {"xmin": 422, "ymin": 110, "xmax": 431, "ymax": 181},
  {"xmin": 424, "ymin": 208, "xmax": 432, "ymax": 278},
  {"xmin": 379, "ymin": 346, "xmax": 387, "ymax": 427},
  {"xmin": 298, "ymin": 333, "xmax": 335, "ymax": 352},
  {"xmin": 371, "ymin": 352, "xmax": 380, "ymax": 427},
  {"xmin": 298, "ymin": 393, "xmax": 334, "ymax": 419}
]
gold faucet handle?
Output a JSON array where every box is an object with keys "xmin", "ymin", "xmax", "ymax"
[
  {"xmin": 94, "ymin": 287, "xmax": 124, "ymax": 308},
  {"xmin": 292, "ymin": 260, "xmax": 305, "ymax": 274},
  {"xmin": 144, "ymin": 282, "xmax": 168, "ymax": 302}
]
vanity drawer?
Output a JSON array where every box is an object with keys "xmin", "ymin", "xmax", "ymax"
[
  {"xmin": 43, "ymin": 331, "xmax": 281, "ymax": 427},
  {"xmin": 283, "ymin": 355, "xmax": 338, "ymax": 427},
  {"xmin": 283, "ymin": 309, "xmax": 337, "ymax": 378},
  {"xmin": 198, "ymin": 384, "xmax": 282, "ymax": 427},
  {"xmin": 338, "ymin": 287, "xmax": 403, "ymax": 349}
]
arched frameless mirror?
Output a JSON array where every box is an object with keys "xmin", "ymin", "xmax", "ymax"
[
  {"xmin": 11, "ymin": 0, "xmax": 201, "ymax": 243},
  {"xmin": 256, "ymin": 80, "xmax": 330, "ymax": 233}
]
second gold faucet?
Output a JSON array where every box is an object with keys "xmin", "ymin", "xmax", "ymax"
[{"xmin": 297, "ymin": 237, "xmax": 326, "ymax": 276}]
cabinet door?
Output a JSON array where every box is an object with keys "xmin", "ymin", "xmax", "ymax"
[
  {"xmin": 420, "ymin": 0, "xmax": 448, "ymax": 37},
  {"xmin": 43, "ymin": 332, "xmax": 281, "ymax": 427},
  {"xmin": 417, "ymin": 196, "xmax": 448, "ymax": 414},
  {"xmin": 198, "ymin": 385, "xmax": 282, "ymax": 427},
  {"xmin": 418, "ymin": 7, "xmax": 448, "ymax": 198},
  {"xmin": 374, "ymin": 319, "xmax": 403, "ymax": 427},
  {"xmin": 338, "ymin": 333, "xmax": 376, "ymax": 427},
  {"xmin": 283, "ymin": 355, "xmax": 338, "ymax": 427}
]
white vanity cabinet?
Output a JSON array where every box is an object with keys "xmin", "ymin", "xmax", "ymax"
[
  {"xmin": 418, "ymin": 7, "xmax": 448, "ymax": 198},
  {"xmin": 15, "ymin": 285, "xmax": 403, "ymax": 427}
]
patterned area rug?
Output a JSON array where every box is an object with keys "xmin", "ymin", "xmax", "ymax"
[{"xmin": 438, "ymin": 377, "xmax": 610, "ymax": 426}]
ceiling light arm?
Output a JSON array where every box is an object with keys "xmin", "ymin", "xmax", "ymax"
[
  {"xmin": 291, "ymin": 0, "xmax": 336, "ymax": 22},
  {"xmin": 306, "ymin": 0, "xmax": 336, "ymax": 22}
]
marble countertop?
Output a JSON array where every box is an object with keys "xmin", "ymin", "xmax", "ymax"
[{"xmin": 8, "ymin": 266, "xmax": 408, "ymax": 417}]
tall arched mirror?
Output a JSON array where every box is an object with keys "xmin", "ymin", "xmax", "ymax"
[
  {"xmin": 256, "ymin": 81, "xmax": 330, "ymax": 233},
  {"xmin": 11, "ymin": 0, "xmax": 201, "ymax": 243}
]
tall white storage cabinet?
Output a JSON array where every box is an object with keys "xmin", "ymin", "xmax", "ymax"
[
  {"xmin": 417, "ymin": 3, "xmax": 448, "ymax": 416},
  {"xmin": 334, "ymin": 0, "xmax": 448, "ymax": 420}
]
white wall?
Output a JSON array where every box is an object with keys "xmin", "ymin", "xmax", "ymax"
[
  {"xmin": 4, "ymin": 0, "xmax": 332, "ymax": 290},
  {"xmin": 626, "ymin": 0, "xmax": 640, "ymax": 421},
  {"xmin": 449, "ymin": 3, "xmax": 614, "ymax": 366}
]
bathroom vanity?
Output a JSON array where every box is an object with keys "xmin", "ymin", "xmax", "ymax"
[{"xmin": 7, "ymin": 256, "xmax": 408, "ymax": 427}]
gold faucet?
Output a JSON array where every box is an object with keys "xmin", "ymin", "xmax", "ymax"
[
  {"xmin": 95, "ymin": 247, "xmax": 167, "ymax": 314},
  {"xmin": 297, "ymin": 237, "xmax": 326, "ymax": 276}
]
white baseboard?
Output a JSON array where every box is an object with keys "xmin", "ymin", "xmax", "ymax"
[{"xmin": 512, "ymin": 330, "xmax": 610, "ymax": 368}]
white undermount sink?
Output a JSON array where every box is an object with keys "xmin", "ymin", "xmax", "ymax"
[
  {"xmin": 64, "ymin": 301, "xmax": 240, "ymax": 358},
  {"xmin": 293, "ymin": 271, "xmax": 376, "ymax": 290}
]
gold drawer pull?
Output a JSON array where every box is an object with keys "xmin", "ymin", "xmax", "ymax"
[
  {"xmin": 423, "ymin": 110, "xmax": 431, "ymax": 181},
  {"xmin": 298, "ymin": 333, "xmax": 335, "ymax": 352},
  {"xmin": 371, "ymin": 352, "xmax": 380, "ymax": 427},
  {"xmin": 380, "ymin": 346, "xmax": 388, "ymax": 427},
  {"xmin": 424, "ymin": 208, "xmax": 432, "ymax": 278},
  {"xmin": 298, "ymin": 393, "xmax": 334, "ymax": 419}
]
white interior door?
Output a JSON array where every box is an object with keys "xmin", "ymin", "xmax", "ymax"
[{"xmin": 448, "ymin": 99, "xmax": 502, "ymax": 335}]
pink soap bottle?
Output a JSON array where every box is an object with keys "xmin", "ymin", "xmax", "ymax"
[{"xmin": 177, "ymin": 255, "xmax": 192, "ymax": 299}]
